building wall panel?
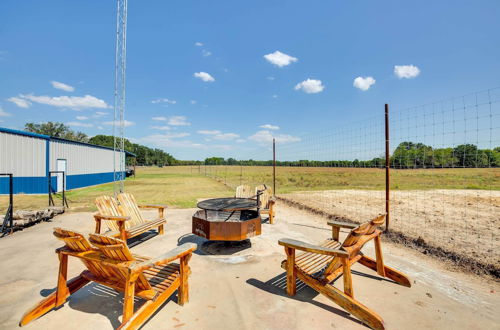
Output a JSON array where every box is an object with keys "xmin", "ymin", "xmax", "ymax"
[{"xmin": 0, "ymin": 132, "xmax": 46, "ymax": 177}]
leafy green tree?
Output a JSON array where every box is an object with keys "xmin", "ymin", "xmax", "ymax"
[{"xmin": 25, "ymin": 122, "xmax": 89, "ymax": 142}]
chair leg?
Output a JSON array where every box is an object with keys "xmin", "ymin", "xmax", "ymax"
[
  {"xmin": 341, "ymin": 258, "xmax": 354, "ymax": 298},
  {"xmin": 285, "ymin": 247, "xmax": 296, "ymax": 296},
  {"xmin": 122, "ymin": 273, "xmax": 138, "ymax": 324},
  {"xmin": 158, "ymin": 224, "xmax": 164, "ymax": 235},
  {"xmin": 374, "ymin": 235, "xmax": 386, "ymax": 277},
  {"xmin": 178, "ymin": 254, "xmax": 191, "ymax": 305},
  {"xmin": 55, "ymin": 254, "xmax": 70, "ymax": 307}
]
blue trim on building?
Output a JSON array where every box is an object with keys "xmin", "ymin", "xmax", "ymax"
[
  {"xmin": 0, "ymin": 172, "xmax": 125, "ymax": 194},
  {"xmin": 45, "ymin": 139, "xmax": 50, "ymax": 180},
  {"xmin": 0, "ymin": 127, "xmax": 49, "ymax": 140}
]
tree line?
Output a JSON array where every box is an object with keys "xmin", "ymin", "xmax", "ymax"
[
  {"xmin": 24, "ymin": 122, "xmax": 178, "ymax": 166},
  {"xmin": 203, "ymin": 142, "xmax": 500, "ymax": 168}
]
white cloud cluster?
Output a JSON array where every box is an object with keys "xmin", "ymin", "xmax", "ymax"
[
  {"xmin": 264, "ymin": 51, "xmax": 298, "ymax": 67},
  {"xmin": 7, "ymin": 96, "xmax": 30, "ymax": 108},
  {"xmin": 151, "ymin": 98, "xmax": 176, "ymax": 105},
  {"xmin": 194, "ymin": 72, "xmax": 215, "ymax": 82},
  {"xmin": 353, "ymin": 76, "xmax": 376, "ymax": 91},
  {"xmin": 394, "ymin": 65, "xmax": 420, "ymax": 79},
  {"xmin": 190, "ymin": 100, "xmax": 197, "ymax": 105},
  {"xmin": 152, "ymin": 116, "xmax": 167, "ymax": 121},
  {"xmin": 8, "ymin": 94, "xmax": 109, "ymax": 110},
  {"xmin": 66, "ymin": 121, "xmax": 93, "ymax": 127},
  {"xmin": 76, "ymin": 115, "xmax": 88, "ymax": 120},
  {"xmin": 260, "ymin": 124, "xmax": 279, "ymax": 130},
  {"xmin": 195, "ymin": 42, "xmax": 203, "ymax": 47},
  {"xmin": 93, "ymin": 111, "xmax": 108, "ymax": 118},
  {"xmin": 197, "ymin": 129, "xmax": 239, "ymax": 141},
  {"xmin": 294, "ymin": 79, "xmax": 325, "ymax": 94},
  {"xmin": 202, "ymin": 49, "xmax": 211, "ymax": 57},
  {"xmin": 248, "ymin": 130, "xmax": 300, "ymax": 144},
  {"xmin": 150, "ymin": 125, "xmax": 171, "ymax": 131},
  {"xmin": 168, "ymin": 116, "xmax": 190, "ymax": 126},
  {"xmin": 103, "ymin": 120, "xmax": 135, "ymax": 127},
  {"xmin": 51, "ymin": 81, "xmax": 75, "ymax": 92}
]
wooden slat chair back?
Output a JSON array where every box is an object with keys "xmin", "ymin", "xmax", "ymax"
[
  {"xmin": 117, "ymin": 193, "xmax": 147, "ymax": 226},
  {"xmin": 278, "ymin": 214, "xmax": 411, "ymax": 329},
  {"xmin": 20, "ymin": 228, "xmax": 197, "ymax": 329},
  {"xmin": 95, "ymin": 195, "xmax": 125, "ymax": 231},
  {"xmin": 235, "ymin": 185, "xmax": 253, "ymax": 198},
  {"xmin": 94, "ymin": 194, "xmax": 167, "ymax": 242},
  {"xmin": 255, "ymin": 184, "xmax": 276, "ymax": 224}
]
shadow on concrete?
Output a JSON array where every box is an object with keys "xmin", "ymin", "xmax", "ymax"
[
  {"xmin": 126, "ymin": 230, "xmax": 159, "ymax": 248},
  {"xmin": 246, "ymin": 272, "xmax": 366, "ymax": 327},
  {"xmin": 38, "ymin": 282, "xmax": 178, "ymax": 329},
  {"xmin": 177, "ymin": 233, "xmax": 253, "ymax": 256}
]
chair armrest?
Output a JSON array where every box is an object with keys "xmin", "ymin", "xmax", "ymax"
[
  {"xmin": 138, "ymin": 204, "xmax": 168, "ymax": 210},
  {"xmin": 130, "ymin": 243, "xmax": 197, "ymax": 272},
  {"xmin": 327, "ymin": 220, "xmax": 358, "ymax": 229},
  {"xmin": 278, "ymin": 238, "xmax": 349, "ymax": 257},
  {"xmin": 94, "ymin": 214, "xmax": 131, "ymax": 222}
]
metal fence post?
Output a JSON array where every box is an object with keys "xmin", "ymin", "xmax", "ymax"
[{"xmin": 385, "ymin": 103, "xmax": 390, "ymax": 232}]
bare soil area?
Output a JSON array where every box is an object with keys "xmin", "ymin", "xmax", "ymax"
[
  {"xmin": 279, "ymin": 189, "xmax": 500, "ymax": 275},
  {"xmin": 0, "ymin": 204, "xmax": 498, "ymax": 329}
]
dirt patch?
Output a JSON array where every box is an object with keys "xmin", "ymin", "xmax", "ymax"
[{"xmin": 278, "ymin": 189, "xmax": 500, "ymax": 277}]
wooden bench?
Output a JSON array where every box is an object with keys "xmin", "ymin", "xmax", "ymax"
[
  {"xmin": 279, "ymin": 214, "xmax": 411, "ymax": 330},
  {"xmin": 94, "ymin": 193, "xmax": 167, "ymax": 242},
  {"xmin": 20, "ymin": 228, "xmax": 196, "ymax": 329}
]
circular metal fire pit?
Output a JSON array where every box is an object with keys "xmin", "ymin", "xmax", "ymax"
[{"xmin": 192, "ymin": 198, "xmax": 261, "ymax": 241}]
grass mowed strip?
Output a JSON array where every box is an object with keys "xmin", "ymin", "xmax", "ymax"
[{"xmin": 0, "ymin": 166, "xmax": 232, "ymax": 212}]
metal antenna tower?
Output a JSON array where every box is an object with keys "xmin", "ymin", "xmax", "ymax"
[{"xmin": 113, "ymin": 0, "xmax": 128, "ymax": 195}]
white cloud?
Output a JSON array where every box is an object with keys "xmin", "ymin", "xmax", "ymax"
[
  {"xmin": 264, "ymin": 51, "xmax": 298, "ymax": 67},
  {"xmin": 7, "ymin": 96, "xmax": 31, "ymax": 108},
  {"xmin": 0, "ymin": 107, "xmax": 12, "ymax": 117},
  {"xmin": 10, "ymin": 94, "xmax": 109, "ymax": 110},
  {"xmin": 51, "ymin": 81, "xmax": 75, "ymax": 92},
  {"xmin": 150, "ymin": 125, "xmax": 171, "ymax": 131},
  {"xmin": 93, "ymin": 111, "xmax": 108, "ymax": 118},
  {"xmin": 190, "ymin": 100, "xmax": 197, "ymax": 105},
  {"xmin": 272, "ymin": 94, "xmax": 278, "ymax": 98},
  {"xmin": 195, "ymin": 42, "xmax": 203, "ymax": 47},
  {"xmin": 194, "ymin": 72, "xmax": 215, "ymax": 82},
  {"xmin": 151, "ymin": 98, "xmax": 176, "ymax": 105},
  {"xmin": 260, "ymin": 124, "xmax": 279, "ymax": 130},
  {"xmin": 198, "ymin": 130, "xmax": 221, "ymax": 135},
  {"xmin": 236, "ymin": 139, "xmax": 246, "ymax": 143},
  {"xmin": 76, "ymin": 115, "xmax": 88, "ymax": 120},
  {"xmin": 152, "ymin": 116, "xmax": 167, "ymax": 121},
  {"xmin": 294, "ymin": 79, "xmax": 325, "ymax": 94},
  {"xmin": 103, "ymin": 120, "xmax": 135, "ymax": 127},
  {"xmin": 353, "ymin": 76, "xmax": 376, "ymax": 91},
  {"xmin": 267, "ymin": 76, "xmax": 275, "ymax": 81},
  {"xmin": 198, "ymin": 129, "xmax": 239, "ymax": 141},
  {"xmin": 168, "ymin": 116, "xmax": 190, "ymax": 126},
  {"xmin": 202, "ymin": 49, "xmax": 211, "ymax": 57},
  {"xmin": 66, "ymin": 121, "xmax": 93, "ymax": 127},
  {"xmin": 394, "ymin": 65, "xmax": 420, "ymax": 79},
  {"xmin": 248, "ymin": 130, "xmax": 301, "ymax": 144}
]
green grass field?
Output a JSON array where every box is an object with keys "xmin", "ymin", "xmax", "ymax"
[{"xmin": 1, "ymin": 166, "xmax": 498, "ymax": 212}]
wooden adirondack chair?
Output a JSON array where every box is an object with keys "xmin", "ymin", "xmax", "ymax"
[
  {"xmin": 235, "ymin": 185, "xmax": 253, "ymax": 198},
  {"xmin": 94, "ymin": 193, "xmax": 167, "ymax": 242},
  {"xmin": 278, "ymin": 214, "xmax": 411, "ymax": 330},
  {"xmin": 20, "ymin": 228, "xmax": 197, "ymax": 329},
  {"xmin": 255, "ymin": 184, "xmax": 276, "ymax": 224}
]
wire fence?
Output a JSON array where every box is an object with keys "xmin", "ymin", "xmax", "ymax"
[{"xmin": 197, "ymin": 87, "xmax": 500, "ymax": 276}]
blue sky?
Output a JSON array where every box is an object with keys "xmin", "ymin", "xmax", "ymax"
[{"xmin": 1, "ymin": 0, "xmax": 499, "ymax": 160}]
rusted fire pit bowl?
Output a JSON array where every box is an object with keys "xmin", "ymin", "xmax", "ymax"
[{"xmin": 192, "ymin": 209, "xmax": 261, "ymax": 241}]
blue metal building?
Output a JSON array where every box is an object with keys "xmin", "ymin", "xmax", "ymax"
[{"xmin": 0, "ymin": 127, "xmax": 132, "ymax": 194}]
